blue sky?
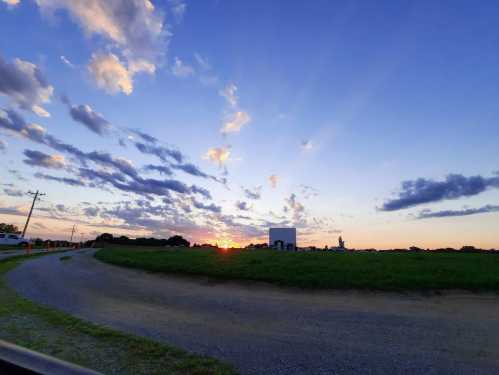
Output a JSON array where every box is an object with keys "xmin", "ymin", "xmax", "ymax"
[{"xmin": 1, "ymin": 0, "xmax": 498, "ymax": 248}]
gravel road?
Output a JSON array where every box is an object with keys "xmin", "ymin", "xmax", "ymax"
[{"xmin": 7, "ymin": 249, "xmax": 499, "ymax": 375}]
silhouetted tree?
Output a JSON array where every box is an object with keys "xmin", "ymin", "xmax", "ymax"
[
  {"xmin": 96, "ymin": 233, "xmax": 114, "ymax": 242},
  {"xmin": 166, "ymin": 235, "xmax": 190, "ymax": 247},
  {"xmin": 0, "ymin": 223, "xmax": 20, "ymax": 234}
]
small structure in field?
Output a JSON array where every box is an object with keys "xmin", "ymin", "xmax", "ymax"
[
  {"xmin": 269, "ymin": 228, "xmax": 296, "ymax": 251},
  {"xmin": 329, "ymin": 236, "xmax": 346, "ymax": 252}
]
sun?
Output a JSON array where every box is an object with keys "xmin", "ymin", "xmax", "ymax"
[{"xmin": 218, "ymin": 239, "xmax": 240, "ymax": 250}]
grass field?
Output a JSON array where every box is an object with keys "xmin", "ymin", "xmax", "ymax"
[
  {"xmin": 0, "ymin": 244, "xmax": 50, "ymax": 251},
  {"xmin": 0, "ymin": 253, "xmax": 234, "ymax": 375},
  {"xmin": 95, "ymin": 246, "xmax": 499, "ymax": 291}
]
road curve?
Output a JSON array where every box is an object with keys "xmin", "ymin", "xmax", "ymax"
[{"xmin": 7, "ymin": 249, "xmax": 499, "ymax": 375}]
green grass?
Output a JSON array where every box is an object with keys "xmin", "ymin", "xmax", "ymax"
[
  {"xmin": 0, "ymin": 253, "xmax": 235, "ymax": 375},
  {"xmin": 95, "ymin": 246, "xmax": 499, "ymax": 291}
]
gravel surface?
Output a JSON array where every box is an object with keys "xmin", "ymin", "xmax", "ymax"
[{"xmin": 7, "ymin": 249, "xmax": 499, "ymax": 375}]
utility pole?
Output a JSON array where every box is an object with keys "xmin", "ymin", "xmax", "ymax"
[
  {"xmin": 70, "ymin": 224, "xmax": 77, "ymax": 242},
  {"xmin": 22, "ymin": 190, "xmax": 46, "ymax": 238}
]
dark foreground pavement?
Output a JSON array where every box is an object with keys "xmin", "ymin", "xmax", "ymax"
[{"xmin": 7, "ymin": 250, "xmax": 499, "ymax": 375}]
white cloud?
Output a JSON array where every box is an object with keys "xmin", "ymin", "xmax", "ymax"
[
  {"xmin": 88, "ymin": 53, "xmax": 144, "ymax": 95},
  {"xmin": 169, "ymin": 0, "xmax": 186, "ymax": 23},
  {"xmin": 204, "ymin": 147, "xmax": 231, "ymax": 166},
  {"xmin": 60, "ymin": 55, "xmax": 74, "ymax": 68},
  {"xmin": 2, "ymin": 0, "xmax": 20, "ymax": 6},
  {"xmin": 35, "ymin": 0, "xmax": 164, "ymax": 62},
  {"xmin": 0, "ymin": 55, "xmax": 54, "ymax": 117},
  {"xmin": 219, "ymin": 83, "xmax": 238, "ymax": 108},
  {"xmin": 269, "ymin": 174, "xmax": 279, "ymax": 188},
  {"xmin": 194, "ymin": 53, "xmax": 211, "ymax": 71},
  {"xmin": 128, "ymin": 58, "xmax": 156, "ymax": 75},
  {"xmin": 219, "ymin": 83, "xmax": 251, "ymax": 134},
  {"xmin": 194, "ymin": 53, "xmax": 218, "ymax": 86},
  {"xmin": 171, "ymin": 57, "xmax": 194, "ymax": 78},
  {"xmin": 221, "ymin": 111, "xmax": 251, "ymax": 134}
]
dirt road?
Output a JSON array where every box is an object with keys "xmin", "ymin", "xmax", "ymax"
[{"xmin": 7, "ymin": 249, "xmax": 499, "ymax": 374}]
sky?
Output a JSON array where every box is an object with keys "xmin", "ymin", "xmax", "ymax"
[{"xmin": 0, "ymin": 0, "xmax": 498, "ymax": 249}]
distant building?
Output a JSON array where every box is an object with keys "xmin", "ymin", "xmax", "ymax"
[
  {"xmin": 328, "ymin": 236, "xmax": 346, "ymax": 252},
  {"xmin": 269, "ymin": 228, "xmax": 296, "ymax": 251}
]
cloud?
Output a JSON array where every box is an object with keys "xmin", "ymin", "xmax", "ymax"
[
  {"xmin": 0, "ymin": 205, "xmax": 24, "ymax": 215},
  {"xmin": 0, "ymin": 139, "xmax": 6, "ymax": 152},
  {"xmin": 34, "ymin": 172, "xmax": 85, "ymax": 187},
  {"xmin": 243, "ymin": 186, "xmax": 262, "ymax": 200},
  {"xmin": 69, "ymin": 104, "xmax": 111, "ymax": 135},
  {"xmin": 128, "ymin": 128, "xmax": 157, "ymax": 143},
  {"xmin": 221, "ymin": 111, "xmax": 251, "ymax": 134},
  {"xmin": 169, "ymin": 0, "xmax": 186, "ymax": 23},
  {"xmin": 83, "ymin": 206, "xmax": 100, "ymax": 217},
  {"xmin": 417, "ymin": 205, "xmax": 499, "ymax": 219},
  {"xmin": 146, "ymin": 160, "xmax": 221, "ymax": 185},
  {"xmin": 194, "ymin": 53, "xmax": 211, "ymax": 71},
  {"xmin": 36, "ymin": 0, "xmax": 164, "ymax": 62},
  {"xmin": 204, "ymin": 147, "xmax": 230, "ymax": 166},
  {"xmin": 192, "ymin": 198, "xmax": 221, "ymax": 213},
  {"xmin": 144, "ymin": 164, "xmax": 173, "ymax": 176},
  {"xmin": 172, "ymin": 57, "xmax": 194, "ymax": 77},
  {"xmin": 235, "ymin": 201, "xmax": 250, "ymax": 211},
  {"xmin": 171, "ymin": 163, "xmax": 210, "ymax": 179},
  {"xmin": 285, "ymin": 193, "xmax": 305, "ymax": 222},
  {"xmin": 88, "ymin": 53, "xmax": 133, "ymax": 95},
  {"xmin": 8, "ymin": 169, "xmax": 28, "ymax": 182},
  {"xmin": 78, "ymin": 167, "xmax": 195, "ymax": 197},
  {"xmin": 269, "ymin": 174, "xmax": 279, "ymax": 188},
  {"xmin": 190, "ymin": 185, "xmax": 211, "ymax": 199},
  {"xmin": 23, "ymin": 149, "xmax": 66, "ymax": 169},
  {"xmin": 381, "ymin": 173, "xmax": 499, "ymax": 211},
  {"xmin": 2, "ymin": 0, "xmax": 20, "ymax": 7},
  {"xmin": 135, "ymin": 142, "xmax": 183, "ymax": 163},
  {"xmin": 194, "ymin": 53, "xmax": 218, "ymax": 86},
  {"xmin": 60, "ymin": 55, "xmax": 74, "ymax": 68},
  {"xmin": 128, "ymin": 59, "xmax": 156, "ymax": 75},
  {"xmin": 300, "ymin": 184, "xmax": 319, "ymax": 199},
  {"xmin": 218, "ymin": 83, "xmax": 251, "ymax": 134},
  {"xmin": 1, "ymin": 109, "xmax": 216, "ymax": 200},
  {"xmin": 3, "ymin": 188, "xmax": 23, "ymax": 197},
  {"xmin": 219, "ymin": 83, "xmax": 238, "ymax": 108},
  {"xmin": 301, "ymin": 140, "xmax": 313, "ymax": 151},
  {"xmin": 0, "ymin": 54, "xmax": 54, "ymax": 117}
]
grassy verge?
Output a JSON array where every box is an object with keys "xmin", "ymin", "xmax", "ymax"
[
  {"xmin": 0, "ymin": 245, "xmax": 48, "ymax": 251},
  {"xmin": 95, "ymin": 246, "xmax": 499, "ymax": 291},
  {"xmin": 0, "ymin": 253, "xmax": 235, "ymax": 375}
]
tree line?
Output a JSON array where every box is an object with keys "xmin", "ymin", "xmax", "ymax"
[{"xmin": 95, "ymin": 233, "xmax": 190, "ymax": 247}]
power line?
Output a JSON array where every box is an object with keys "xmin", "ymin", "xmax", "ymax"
[{"xmin": 21, "ymin": 190, "xmax": 46, "ymax": 238}]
